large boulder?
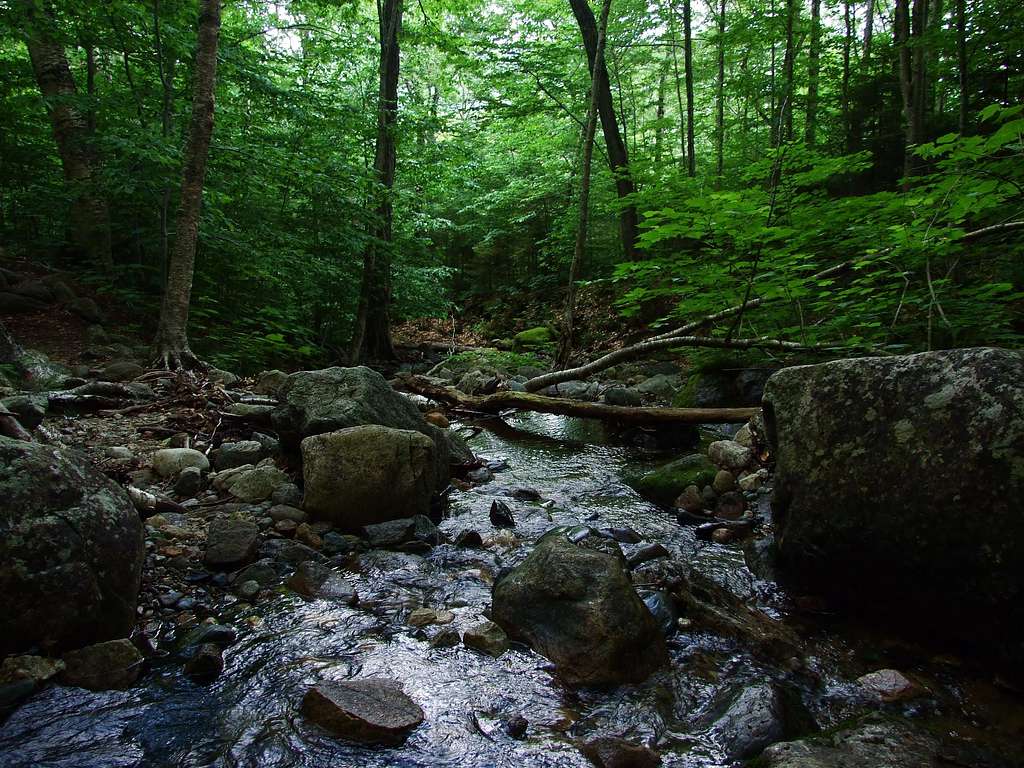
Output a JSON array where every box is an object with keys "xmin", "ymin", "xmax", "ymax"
[
  {"xmin": 763, "ymin": 348, "xmax": 1024, "ymax": 664},
  {"xmin": 0, "ymin": 438, "xmax": 144, "ymax": 655},
  {"xmin": 271, "ymin": 366, "xmax": 461, "ymax": 489},
  {"xmin": 492, "ymin": 530, "xmax": 668, "ymax": 685},
  {"xmin": 623, "ymin": 453, "xmax": 717, "ymax": 507},
  {"xmin": 302, "ymin": 426, "xmax": 436, "ymax": 530}
]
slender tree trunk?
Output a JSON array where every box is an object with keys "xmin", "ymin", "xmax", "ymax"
[
  {"xmin": 669, "ymin": 3, "xmax": 687, "ymax": 162},
  {"xmin": 654, "ymin": 49, "xmax": 668, "ymax": 164},
  {"xmin": 558, "ymin": 0, "xmax": 613, "ymax": 368},
  {"xmin": 154, "ymin": 0, "xmax": 221, "ymax": 369},
  {"xmin": 805, "ymin": 0, "xmax": 821, "ymax": 146},
  {"xmin": 154, "ymin": 0, "xmax": 175, "ymax": 283},
  {"xmin": 863, "ymin": 0, "xmax": 875, "ymax": 64},
  {"xmin": 781, "ymin": 0, "xmax": 796, "ymax": 143},
  {"xmin": 569, "ymin": 0, "xmax": 639, "ymax": 260},
  {"xmin": 21, "ymin": 0, "xmax": 112, "ymax": 269},
  {"xmin": 683, "ymin": 0, "xmax": 696, "ymax": 176},
  {"xmin": 956, "ymin": 0, "xmax": 968, "ymax": 134},
  {"xmin": 842, "ymin": 0, "xmax": 853, "ymax": 148},
  {"xmin": 896, "ymin": 0, "xmax": 928, "ymax": 182},
  {"xmin": 351, "ymin": 0, "xmax": 403, "ymax": 362},
  {"xmin": 716, "ymin": 0, "xmax": 726, "ymax": 178}
]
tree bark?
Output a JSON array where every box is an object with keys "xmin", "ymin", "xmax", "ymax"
[
  {"xmin": 955, "ymin": 0, "xmax": 968, "ymax": 134},
  {"xmin": 351, "ymin": 0, "xmax": 403, "ymax": 363},
  {"xmin": 683, "ymin": 0, "xmax": 696, "ymax": 176},
  {"xmin": 842, "ymin": 0, "xmax": 853, "ymax": 148},
  {"xmin": 896, "ymin": 0, "xmax": 928, "ymax": 181},
  {"xmin": 569, "ymin": 0, "xmax": 639, "ymax": 260},
  {"xmin": 21, "ymin": 0, "xmax": 112, "ymax": 269},
  {"xmin": 398, "ymin": 375, "xmax": 759, "ymax": 425},
  {"xmin": 154, "ymin": 0, "xmax": 221, "ymax": 369},
  {"xmin": 716, "ymin": 0, "xmax": 726, "ymax": 178},
  {"xmin": 805, "ymin": 0, "xmax": 822, "ymax": 146},
  {"xmin": 781, "ymin": 0, "xmax": 796, "ymax": 143},
  {"xmin": 863, "ymin": 0, "xmax": 875, "ymax": 65},
  {"xmin": 558, "ymin": 0, "xmax": 612, "ymax": 369}
]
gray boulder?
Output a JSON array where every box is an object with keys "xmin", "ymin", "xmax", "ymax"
[
  {"xmin": 152, "ymin": 448, "xmax": 210, "ymax": 478},
  {"xmin": 302, "ymin": 426, "xmax": 436, "ymax": 531},
  {"xmin": 363, "ymin": 515, "xmax": 440, "ymax": 550},
  {"xmin": 492, "ymin": 530, "xmax": 668, "ymax": 685},
  {"xmin": 0, "ymin": 438, "xmax": 144, "ymax": 655},
  {"xmin": 212, "ymin": 440, "xmax": 263, "ymax": 471},
  {"xmin": 60, "ymin": 639, "xmax": 143, "ymax": 691},
  {"xmin": 204, "ymin": 519, "xmax": 259, "ymax": 569},
  {"xmin": 302, "ymin": 679, "xmax": 424, "ymax": 745},
  {"xmin": 1, "ymin": 394, "xmax": 48, "ymax": 430},
  {"xmin": 271, "ymin": 366, "xmax": 458, "ymax": 489},
  {"xmin": 763, "ymin": 348, "xmax": 1024, "ymax": 664},
  {"xmin": 603, "ymin": 386, "xmax": 642, "ymax": 407}
]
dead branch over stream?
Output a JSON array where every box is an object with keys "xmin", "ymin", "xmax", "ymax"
[{"xmin": 397, "ymin": 374, "xmax": 758, "ymax": 424}]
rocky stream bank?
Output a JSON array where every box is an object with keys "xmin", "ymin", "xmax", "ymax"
[{"xmin": 1, "ymin": 331, "xmax": 1023, "ymax": 767}]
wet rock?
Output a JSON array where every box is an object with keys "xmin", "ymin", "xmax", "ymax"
[
  {"xmin": 363, "ymin": 515, "xmax": 440, "ymax": 550},
  {"xmin": 275, "ymin": 519, "xmax": 298, "ymax": 535},
  {"xmin": 301, "ymin": 679, "xmax": 425, "ymax": 745},
  {"xmin": 761, "ymin": 715, "xmax": 942, "ymax": 767},
  {"xmin": 152, "ymin": 448, "xmax": 210, "ymax": 478},
  {"xmin": 236, "ymin": 580, "xmax": 261, "ymax": 600},
  {"xmin": 295, "ymin": 522, "xmax": 323, "ymax": 549},
  {"xmin": 0, "ymin": 655, "xmax": 65, "ymax": 688},
  {"xmin": 511, "ymin": 487, "xmax": 542, "ymax": 501},
  {"xmin": 462, "ymin": 620, "xmax": 510, "ymax": 657},
  {"xmin": 504, "ymin": 714, "xmax": 528, "ymax": 740},
  {"xmin": 625, "ymin": 453, "xmax": 717, "ymax": 507},
  {"xmin": 234, "ymin": 561, "xmax": 281, "ymax": 589},
  {"xmin": 271, "ymin": 483, "xmax": 303, "ymax": 507},
  {"xmin": 598, "ymin": 526, "xmax": 642, "ymax": 544},
  {"xmin": 580, "ymin": 736, "xmax": 661, "ymax": 768},
  {"xmin": 641, "ymin": 590, "xmax": 678, "ymax": 636},
  {"xmin": 492, "ymin": 531, "xmax": 668, "ymax": 685},
  {"xmin": 225, "ymin": 464, "xmax": 289, "ymax": 503},
  {"xmin": 287, "ymin": 561, "xmax": 357, "ymax": 603},
  {"xmin": 467, "ymin": 466, "xmax": 493, "ymax": 483},
  {"xmin": 0, "ymin": 438, "xmax": 144, "ymax": 655},
  {"xmin": 637, "ymin": 373, "xmax": 681, "ymax": 399},
  {"xmin": 603, "ymin": 387, "xmax": 642, "ymax": 407},
  {"xmin": 60, "ymin": 639, "xmax": 143, "ymax": 691},
  {"xmin": 184, "ymin": 643, "xmax": 224, "ymax": 682},
  {"xmin": 259, "ymin": 538, "xmax": 323, "ymax": 566},
  {"xmin": 857, "ymin": 669, "xmax": 920, "ymax": 702},
  {"xmin": 269, "ymin": 504, "xmax": 307, "ymax": 524},
  {"xmin": 428, "ymin": 627, "xmax": 461, "ymax": 648},
  {"xmin": 674, "ymin": 485, "xmax": 703, "ymax": 513},
  {"xmin": 764, "ymin": 348, "xmax": 1024, "ymax": 665},
  {"xmin": 711, "ymin": 528, "xmax": 735, "ymax": 544},
  {"xmin": 424, "ymin": 411, "xmax": 449, "ymax": 428},
  {"xmin": 212, "ymin": 440, "xmax": 263, "ymax": 471},
  {"xmin": 626, "ymin": 542, "xmax": 670, "ymax": 568},
  {"xmin": 1, "ymin": 394, "xmax": 47, "ymax": 430},
  {"xmin": 489, "ymin": 500, "xmax": 515, "ymax": 529},
  {"xmin": 204, "ymin": 519, "xmax": 259, "ymax": 569},
  {"xmin": 254, "ymin": 369, "xmax": 288, "ymax": 396},
  {"xmin": 709, "ymin": 683, "xmax": 786, "ymax": 759},
  {"xmin": 744, "ymin": 537, "xmax": 778, "ymax": 581},
  {"xmin": 271, "ymin": 366, "xmax": 457, "ymax": 489},
  {"xmin": 738, "ymin": 468, "xmax": 769, "ymax": 492},
  {"xmin": 455, "ymin": 529, "xmax": 484, "ymax": 548},
  {"xmin": 321, "ymin": 532, "xmax": 365, "ymax": 557},
  {"xmin": 174, "ymin": 466, "xmax": 205, "ymax": 497},
  {"xmin": 708, "ymin": 440, "xmax": 753, "ymax": 472},
  {"xmin": 303, "ymin": 426, "xmax": 436, "ymax": 530},
  {"xmin": 188, "ymin": 623, "xmax": 237, "ymax": 648},
  {"xmin": 408, "ymin": 607, "xmax": 439, "ymax": 627},
  {"xmin": 712, "ymin": 469, "xmax": 736, "ymax": 494},
  {"xmin": 715, "ymin": 491, "xmax": 746, "ymax": 520}
]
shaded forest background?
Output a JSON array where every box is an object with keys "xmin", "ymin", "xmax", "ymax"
[{"xmin": 1, "ymin": 0, "xmax": 1022, "ymax": 374}]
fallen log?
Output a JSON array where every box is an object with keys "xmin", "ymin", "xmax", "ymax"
[{"xmin": 397, "ymin": 374, "xmax": 758, "ymax": 425}]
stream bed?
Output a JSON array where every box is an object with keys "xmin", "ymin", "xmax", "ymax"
[{"xmin": 1, "ymin": 412, "xmax": 1022, "ymax": 767}]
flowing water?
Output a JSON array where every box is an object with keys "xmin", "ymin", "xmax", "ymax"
[{"xmin": 1, "ymin": 413, "xmax": 1022, "ymax": 767}]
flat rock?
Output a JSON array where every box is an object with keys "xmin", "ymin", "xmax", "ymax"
[
  {"xmin": 463, "ymin": 620, "xmax": 510, "ymax": 657},
  {"xmin": 301, "ymin": 679, "xmax": 424, "ymax": 745},
  {"xmin": 204, "ymin": 519, "xmax": 259, "ymax": 569}
]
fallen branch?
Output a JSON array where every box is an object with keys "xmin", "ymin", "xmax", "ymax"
[
  {"xmin": 524, "ymin": 335, "xmax": 826, "ymax": 393},
  {"xmin": 398, "ymin": 374, "xmax": 757, "ymax": 424}
]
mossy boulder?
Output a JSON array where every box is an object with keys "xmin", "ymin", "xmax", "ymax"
[
  {"xmin": 764, "ymin": 347, "xmax": 1024, "ymax": 672},
  {"xmin": 0, "ymin": 437, "xmax": 145, "ymax": 656},
  {"xmin": 512, "ymin": 326, "xmax": 555, "ymax": 349},
  {"xmin": 624, "ymin": 453, "xmax": 717, "ymax": 506}
]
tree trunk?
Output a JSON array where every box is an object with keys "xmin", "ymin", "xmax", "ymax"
[
  {"xmin": 896, "ymin": 0, "xmax": 928, "ymax": 182},
  {"xmin": 154, "ymin": 0, "xmax": 221, "ymax": 369},
  {"xmin": 669, "ymin": 2, "xmax": 687, "ymax": 162},
  {"xmin": 716, "ymin": 0, "xmax": 726, "ymax": 178},
  {"xmin": 398, "ymin": 374, "xmax": 759, "ymax": 425},
  {"xmin": 863, "ymin": 0, "xmax": 875, "ymax": 64},
  {"xmin": 781, "ymin": 0, "xmax": 796, "ymax": 143},
  {"xmin": 569, "ymin": 0, "xmax": 639, "ymax": 260},
  {"xmin": 351, "ymin": 0, "xmax": 403, "ymax": 363},
  {"xmin": 654, "ymin": 50, "xmax": 668, "ymax": 164},
  {"xmin": 558, "ymin": 0, "xmax": 612, "ymax": 369},
  {"xmin": 956, "ymin": 0, "xmax": 968, "ymax": 134},
  {"xmin": 842, "ymin": 0, "xmax": 853, "ymax": 149},
  {"xmin": 805, "ymin": 0, "xmax": 821, "ymax": 146},
  {"xmin": 21, "ymin": 0, "xmax": 112, "ymax": 269},
  {"xmin": 683, "ymin": 0, "xmax": 696, "ymax": 176}
]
